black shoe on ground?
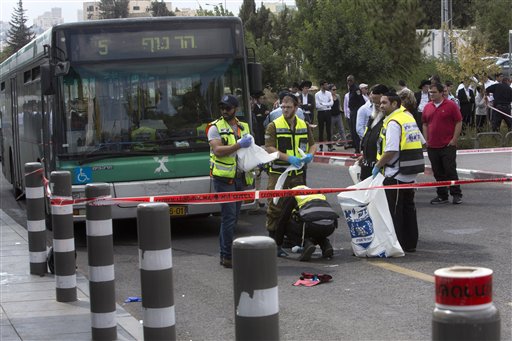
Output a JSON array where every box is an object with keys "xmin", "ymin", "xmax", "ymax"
[
  {"xmin": 452, "ymin": 196, "xmax": 462, "ymax": 205},
  {"xmin": 319, "ymin": 239, "xmax": 334, "ymax": 259},
  {"xmin": 221, "ymin": 257, "xmax": 232, "ymax": 268},
  {"xmin": 430, "ymin": 196, "xmax": 449, "ymax": 205},
  {"xmin": 404, "ymin": 248, "xmax": 416, "ymax": 253},
  {"xmin": 328, "ymin": 147, "xmax": 336, "ymax": 152},
  {"xmin": 299, "ymin": 240, "xmax": 316, "ymax": 262}
]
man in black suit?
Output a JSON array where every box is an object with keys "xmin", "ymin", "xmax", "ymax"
[
  {"xmin": 299, "ymin": 80, "xmax": 315, "ymax": 124},
  {"xmin": 457, "ymin": 80, "xmax": 475, "ymax": 127}
]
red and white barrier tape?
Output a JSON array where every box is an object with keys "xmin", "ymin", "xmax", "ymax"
[
  {"xmin": 48, "ymin": 177, "xmax": 511, "ymax": 207},
  {"xmin": 488, "ymin": 104, "xmax": 512, "ymax": 119}
]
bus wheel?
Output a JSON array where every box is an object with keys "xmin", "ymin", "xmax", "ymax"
[{"xmin": 9, "ymin": 151, "xmax": 23, "ymax": 200}]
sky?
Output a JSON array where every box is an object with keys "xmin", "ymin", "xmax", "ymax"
[{"xmin": 1, "ymin": 0, "xmax": 296, "ymax": 24}]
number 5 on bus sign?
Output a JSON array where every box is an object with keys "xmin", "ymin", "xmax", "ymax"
[{"xmin": 169, "ymin": 205, "xmax": 187, "ymax": 217}]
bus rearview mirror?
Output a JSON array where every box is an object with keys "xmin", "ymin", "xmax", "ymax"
[{"xmin": 41, "ymin": 64, "xmax": 55, "ymax": 95}]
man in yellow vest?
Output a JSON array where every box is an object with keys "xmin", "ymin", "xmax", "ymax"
[
  {"xmin": 208, "ymin": 94, "xmax": 252, "ymax": 268},
  {"xmin": 373, "ymin": 92, "xmax": 425, "ymax": 253},
  {"xmin": 265, "ymin": 93, "xmax": 317, "ymax": 257},
  {"xmin": 275, "ymin": 186, "xmax": 338, "ymax": 261}
]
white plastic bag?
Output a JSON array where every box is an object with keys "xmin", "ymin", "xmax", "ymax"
[
  {"xmin": 337, "ymin": 174, "xmax": 404, "ymax": 257},
  {"xmin": 348, "ymin": 163, "xmax": 361, "ymax": 184},
  {"xmin": 272, "ymin": 148, "xmax": 306, "ymax": 205},
  {"xmin": 237, "ymin": 135, "xmax": 279, "ymax": 172}
]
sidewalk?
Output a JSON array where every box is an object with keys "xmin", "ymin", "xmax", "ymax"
[
  {"xmin": 0, "ymin": 210, "xmax": 143, "ymax": 341},
  {"xmin": 314, "ymin": 147, "xmax": 512, "ymax": 179}
]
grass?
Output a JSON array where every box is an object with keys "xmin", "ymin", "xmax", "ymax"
[{"xmin": 458, "ymin": 124, "xmax": 512, "ymax": 149}]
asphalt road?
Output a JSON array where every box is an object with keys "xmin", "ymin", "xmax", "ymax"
[{"xmin": 1, "ymin": 162, "xmax": 511, "ymax": 341}]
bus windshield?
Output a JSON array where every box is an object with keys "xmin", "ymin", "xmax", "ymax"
[{"xmin": 57, "ymin": 58, "xmax": 247, "ymax": 160}]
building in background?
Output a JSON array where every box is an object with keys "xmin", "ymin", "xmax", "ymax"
[
  {"xmin": 83, "ymin": 0, "xmax": 172, "ymax": 20},
  {"xmin": 263, "ymin": 2, "xmax": 297, "ymax": 13},
  {"xmin": 33, "ymin": 8, "xmax": 64, "ymax": 34},
  {"xmin": 175, "ymin": 8, "xmax": 197, "ymax": 17},
  {"xmin": 418, "ymin": 29, "xmax": 466, "ymax": 59}
]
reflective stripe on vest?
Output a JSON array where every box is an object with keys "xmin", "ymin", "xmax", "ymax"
[
  {"xmin": 270, "ymin": 115, "xmax": 309, "ymax": 175},
  {"xmin": 377, "ymin": 106, "xmax": 424, "ymax": 175},
  {"xmin": 293, "ymin": 185, "xmax": 327, "ymax": 208},
  {"xmin": 209, "ymin": 118, "xmax": 250, "ymax": 179}
]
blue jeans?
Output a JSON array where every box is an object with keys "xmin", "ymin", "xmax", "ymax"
[{"xmin": 213, "ymin": 177, "xmax": 243, "ymax": 260}]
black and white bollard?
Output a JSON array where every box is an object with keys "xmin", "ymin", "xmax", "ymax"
[
  {"xmin": 432, "ymin": 266, "xmax": 500, "ymax": 341},
  {"xmin": 233, "ymin": 236, "xmax": 279, "ymax": 341},
  {"xmin": 137, "ymin": 203, "xmax": 176, "ymax": 341},
  {"xmin": 24, "ymin": 162, "xmax": 47, "ymax": 275},
  {"xmin": 86, "ymin": 183, "xmax": 117, "ymax": 340},
  {"xmin": 50, "ymin": 171, "xmax": 77, "ymax": 302}
]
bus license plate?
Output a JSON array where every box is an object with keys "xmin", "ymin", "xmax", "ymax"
[{"xmin": 169, "ymin": 206, "xmax": 187, "ymax": 217}]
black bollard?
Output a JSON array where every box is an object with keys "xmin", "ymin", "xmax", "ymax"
[
  {"xmin": 432, "ymin": 266, "xmax": 500, "ymax": 341},
  {"xmin": 86, "ymin": 183, "xmax": 117, "ymax": 340},
  {"xmin": 233, "ymin": 236, "xmax": 279, "ymax": 341},
  {"xmin": 24, "ymin": 162, "xmax": 47, "ymax": 275},
  {"xmin": 50, "ymin": 171, "xmax": 77, "ymax": 302},
  {"xmin": 137, "ymin": 203, "xmax": 176, "ymax": 341}
]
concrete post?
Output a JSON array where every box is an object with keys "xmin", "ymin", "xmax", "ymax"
[
  {"xmin": 233, "ymin": 236, "xmax": 279, "ymax": 341},
  {"xmin": 24, "ymin": 162, "xmax": 47, "ymax": 275},
  {"xmin": 50, "ymin": 171, "xmax": 77, "ymax": 302},
  {"xmin": 432, "ymin": 266, "xmax": 500, "ymax": 341},
  {"xmin": 137, "ymin": 203, "xmax": 176, "ymax": 340},
  {"xmin": 86, "ymin": 183, "xmax": 117, "ymax": 340}
]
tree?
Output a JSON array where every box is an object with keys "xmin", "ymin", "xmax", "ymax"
[
  {"xmin": 99, "ymin": 0, "xmax": 129, "ymax": 19},
  {"xmin": 437, "ymin": 28, "xmax": 501, "ymax": 83},
  {"xmin": 473, "ymin": 0, "xmax": 512, "ymax": 53},
  {"xmin": 297, "ymin": 0, "xmax": 387, "ymax": 84},
  {"xmin": 196, "ymin": 4, "xmax": 233, "ymax": 16},
  {"xmin": 6, "ymin": 0, "xmax": 34, "ymax": 55},
  {"xmin": 149, "ymin": 1, "xmax": 175, "ymax": 17},
  {"xmin": 418, "ymin": 0, "xmax": 476, "ymax": 29},
  {"xmin": 362, "ymin": 0, "xmax": 426, "ymax": 78},
  {"xmin": 239, "ymin": 0, "xmax": 256, "ymax": 24}
]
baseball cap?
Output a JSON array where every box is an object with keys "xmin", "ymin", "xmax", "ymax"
[
  {"xmin": 219, "ymin": 94, "xmax": 239, "ymax": 108},
  {"xmin": 359, "ymin": 83, "xmax": 368, "ymax": 89}
]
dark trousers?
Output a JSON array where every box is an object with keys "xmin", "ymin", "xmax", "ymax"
[
  {"xmin": 491, "ymin": 104, "xmax": 512, "ymax": 132},
  {"xmin": 213, "ymin": 177, "xmax": 243, "ymax": 259},
  {"xmin": 349, "ymin": 109, "xmax": 361, "ymax": 153},
  {"xmin": 317, "ymin": 110, "xmax": 332, "ymax": 148},
  {"xmin": 304, "ymin": 113, "xmax": 313, "ymax": 124},
  {"xmin": 383, "ymin": 177, "xmax": 418, "ymax": 251},
  {"xmin": 427, "ymin": 146, "xmax": 462, "ymax": 199},
  {"xmin": 475, "ymin": 115, "xmax": 486, "ymax": 132}
]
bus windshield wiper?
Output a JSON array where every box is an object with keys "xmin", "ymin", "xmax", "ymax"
[{"xmin": 77, "ymin": 142, "xmax": 158, "ymax": 165}]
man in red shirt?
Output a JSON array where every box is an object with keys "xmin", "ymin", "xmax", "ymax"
[{"xmin": 422, "ymin": 83, "xmax": 463, "ymax": 205}]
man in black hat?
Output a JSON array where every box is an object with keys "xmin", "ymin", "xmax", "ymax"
[
  {"xmin": 414, "ymin": 79, "xmax": 431, "ymax": 121},
  {"xmin": 251, "ymin": 91, "xmax": 269, "ymax": 145},
  {"xmin": 299, "ymin": 80, "xmax": 315, "ymax": 123}
]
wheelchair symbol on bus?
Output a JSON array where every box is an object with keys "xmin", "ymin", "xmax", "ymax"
[{"xmin": 75, "ymin": 167, "xmax": 92, "ymax": 184}]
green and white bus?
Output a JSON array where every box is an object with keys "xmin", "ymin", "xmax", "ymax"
[{"xmin": 0, "ymin": 16, "xmax": 261, "ymax": 222}]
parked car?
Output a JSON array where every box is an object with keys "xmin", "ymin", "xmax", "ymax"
[{"xmin": 496, "ymin": 59, "xmax": 511, "ymax": 76}]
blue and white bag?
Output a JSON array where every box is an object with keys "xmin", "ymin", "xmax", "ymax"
[{"xmin": 337, "ymin": 174, "xmax": 404, "ymax": 257}]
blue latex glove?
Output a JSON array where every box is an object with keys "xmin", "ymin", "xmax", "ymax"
[
  {"xmin": 288, "ymin": 155, "xmax": 303, "ymax": 168},
  {"xmin": 372, "ymin": 166, "xmax": 381, "ymax": 178},
  {"xmin": 302, "ymin": 153, "xmax": 313, "ymax": 164},
  {"xmin": 238, "ymin": 135, "xmax": 252, "ymax": 148}
]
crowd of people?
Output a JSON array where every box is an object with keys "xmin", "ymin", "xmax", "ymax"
[{"xmin": 208, "ymin": 72, "xmax": 512, "ymax": 268}]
